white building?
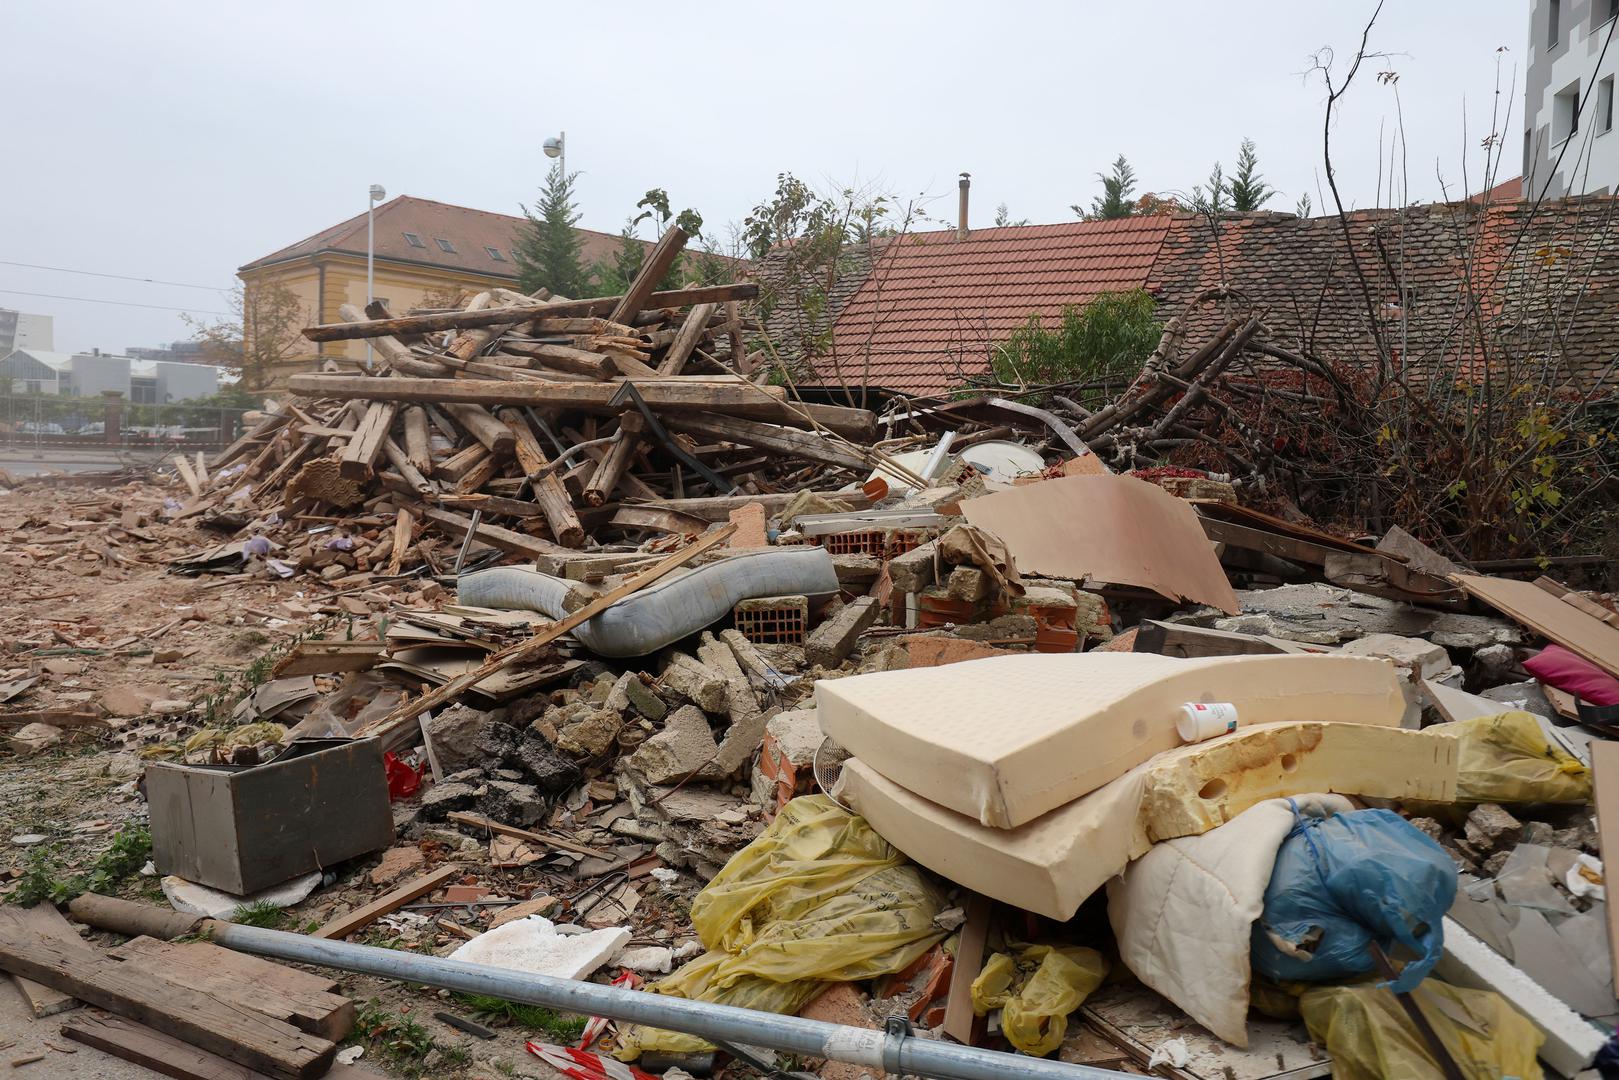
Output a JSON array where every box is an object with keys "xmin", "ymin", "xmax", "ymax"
[
  {"xmin": 0, "ymin": 309, "xmax": 54, "ymax": 354},
  {"xmin": 0, "ymin": 348, "xmax": 229, "ymax": 401},
  {"xmin": 1525, "ymin": 0, "xmax": 1619, "ymax": 197}
]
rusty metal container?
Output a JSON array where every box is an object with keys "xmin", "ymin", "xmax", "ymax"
[{"xmin": 146, "ymin": 737, "xmax": 393, "ymax": 895}]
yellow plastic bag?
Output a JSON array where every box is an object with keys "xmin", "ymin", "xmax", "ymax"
[
  {"xmin": 971, "ymin": 945, "xmax": 1109, "ymax": 1057},
  {"xmin": 1299, "ymin": 979, "xmax": 1544, "ymax": 1080},
  {"xmin": 618, "ymin": 796, "xmax": 946, "ymax": 1057},
  {"xmin": 1426, "ymin": 711, "xmax": 1590, "ymax": 804}
]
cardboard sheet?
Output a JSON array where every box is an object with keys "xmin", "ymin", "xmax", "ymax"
[
  {"xmin": 1590, "ymin": 738, "xmax": 1619, "ymax": 1007},
  {"xmin": 837, "ymin": 721, "xmax": 1458, "ymax": 920},
  {"xmin": 816, "ymin": 652, "xmax": 1406, "ymax": 829},
  {"xmin": 960, "ymin": 475, "xmax": 1239, "ymax": 613},
  {"xmin": 1455, "ymin": 573, "xmax": 1619, "ymax": 679}
]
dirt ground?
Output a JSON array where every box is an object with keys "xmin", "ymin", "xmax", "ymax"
[{"xmin": 0, "ymin": 476, "xmax": 591, "ymax": 1079}]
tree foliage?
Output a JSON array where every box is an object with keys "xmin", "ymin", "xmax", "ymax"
[
  {"xmin": 1191, "ymin": 161, "xmax": 1228, "ymax": 216},
  {"xmin": 514, "ymin": 164, "xmax": 587, "ymax": 297},
  {"xmin": 994, "ymin": 202, "xmax": 1029, "ymax": 227},
  {"xmin": 1078, "ymin": 155, "xmax": 1139, "ymax": 220},
  {"xmin": 184, "ymin": 280, "xmax": 307, "ymax": 391},
  {"xmin": 1228, "ymin": 138, "xmax": 1275, "ymax": 211},
  {"xmin": 991, "ymin": 289, "xmax": 1162, "ymax": 390}
]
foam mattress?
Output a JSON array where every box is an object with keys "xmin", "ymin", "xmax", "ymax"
[
  {"xmin": 836, "ymin": 720, "xmax": 1458, "ymax": 920},
  {"xmin": 815, "ymin": 652, "xmax": 1406, "ymax": 828}
]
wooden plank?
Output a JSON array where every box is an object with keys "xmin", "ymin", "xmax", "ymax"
[
  {"xmin": 941, "ymin": 892, "xmax": 991, "ymax": 1045},
  {"xmin": 174, "ymin": 455, "xmax": 202, "ymax": 498},
  {"xmin": 656, "ymin": 302, "xmax": 718, "ymax": 375},
  {"xmin": 63, "ymin": 1014, "xmax": 394, "ymax": 1080},
  {"xmin": 311, "ymin": 865, "xmax": 458, "ymax": 940},
  {"xmin": 271, "ymin": 641, "xmax": 386, "ymax": 678},
  {"xmin": 1592, "ymin": 738, "xmax": 1619, "ymax": 1004},
  {"xmin": 386, "ymin": 507, "xmax": 413, "ymax": 577},
  {"xmin": 402, "ymin": 405, "xmax": 434, "ymax": 476},
  {"xmin": 503, "ymin": 341, "xmax": 614, "ymax": 379},
  {"xmin": 662, "ymin": 412, "xmax": 869, "ymax": 471},
  {"xmin": 446, "ymin": 812, "xmax": 613, "ymax": 860},
  {"xmin": 415, "ymin": 504, "xmax": 569, "ymax": 559},
  {"xmin": 1454, "ymin": 573, "xmax": 1619, "ymax": 680},
  {"xmin": 443, "ymin": 402, "xmax": 516, "ymax": 456},
  {"xmin": 8, "ymin": 903, "xmax": 82, "ymax": 1018},
  {"xmin": 611, "ymin": 505, "xmax": 710, "ymax": 535},
  {"xmin": 360, "ymin": 523, "xmax": 737, "ymax": 737},
  {"xmin": 107, "ymin": 937, "xmax": 353, "ymax": 1041},
  {"xmin": 496, "ymin": 408, "xmax": 585, "ymax": 548},
  {"xmin": 1322, "ymin": 550, "xmax": 1466, "ymax": 609},
  {"xmin": 609, "ymin": 225, "xmax": 688, "ymax": 325},
  {"xmin": 583, "ymin": 412, "xmax": 646, "ymax": 508},
  {"xmin": 0, "ymin": 908, "xmax": 333, "ymax": 1079},
  {"xmin": 302, "ymin": 284, "xmax": 760, "ymax": 342},
  {"xmin": 287, "ymin": 374, "xmax": 789, "ymax": 418}
]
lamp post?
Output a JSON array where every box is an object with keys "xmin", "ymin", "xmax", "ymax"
[
  {"xmin": 543, "ymin": 132, "xmax": 566, "ymax": 178},
  {"xmin": 366, "ymin": 183, "xmax": 386, "ymax": 370}
]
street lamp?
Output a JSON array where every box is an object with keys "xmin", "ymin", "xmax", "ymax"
[
  {"xmin": 543, "ymin": 132, "xmax": 565, "ymax": 177},
  {"xmin": 366, "ymin": 184, "xmax": 386, "ymax": 370}
]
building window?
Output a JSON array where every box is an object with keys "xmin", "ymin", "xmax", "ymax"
[
  {"xmin": 1550, "ymin": 0, "xmax": 1562, "ymax": 47},
  {"xmin": 435, "ymin": 238, "xmax": 457, "ymax": 253},
  {"xmin": 1554, "ymin": 80, "xmax": 1581, "ymax": 142},
  {"xmin": 403, "ymin": 232, "xmax": 426, "ymax": 248},
  {"xmin": 1602, "ymin": 0, "xmax": 1619, "ymax": 26},
  {"xmin": 486, "ymin": 246, "xmax": 507, "ymax": 262},
  {"xmin": 1602, "ymin": 77, "xmax": 1615, "ymax": 134}
]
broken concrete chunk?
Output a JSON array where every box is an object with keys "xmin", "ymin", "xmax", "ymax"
[
  {"xmin": 480, "ymin": 780, "xmax": 544, "ymax": 827},
  {"xmin": 831, "ymin": 553, "xmax": 882, "ymax": 587},
  {"xmin": 607, "ymin": 671, "xmax": 667, "ymax": 721},
  {"xmin": 631, "ymin": 705, "xmax": 719, "ymax": 784},
  {"xmin": 1463, "ymin": 803, "xmax": 1524, "ymax": 857},
  {"xmin": 1339, "ymin": 633, "xmax": 1454, "ymax": 680},
  {"xmin": 1479, "ymin": 680, "xmax": 1556, "ymax": 720},
  {"xmin": 8, "ymin": 723, "xmax": 62, "ymax": 754},
  {"xmin": 946, "ymin": 566, "xmax": 992, "ymax": 603},
  {"xmin": 428, "ymin": 704, "xmax": 499, "ymax": 774},
  {"xmin": 806, "ymin": 595, "xmax": 881, "ymax": 669},
  {"xmin": 515, "ymin": 734, "xmax": 584, "ymax": 794},
  {"xmin": 659, "ymin": 653, "xmax": 727, "ymax": 713},
  {"xmin": 886, "ymin": 541, "xmax": 938, "ymax": 594},
  {"xmin": 418, "ymin": 780, "xmax": 482, "ymax": 821},
  {"xmin": 555, "ymin": 708, "xmax": 623, "ymax": 758}
]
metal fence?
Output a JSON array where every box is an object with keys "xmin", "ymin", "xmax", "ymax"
[{"xmin": 0, "ymin": 394, "xmax": 250, "ymax": 451}]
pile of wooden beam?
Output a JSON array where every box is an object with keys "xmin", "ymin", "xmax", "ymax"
[{"xmin": 187, "ymin": 226, "xmax": 893, "ymax": 575}]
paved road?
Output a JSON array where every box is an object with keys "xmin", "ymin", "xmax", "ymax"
[{"xmin": 0, "ymin": 447, "xmax": 172, "ymax": 478}]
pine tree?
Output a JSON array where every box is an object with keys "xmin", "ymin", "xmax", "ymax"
[
  {"xmin": 1294, "ymin": 192, "xmax": 1313, "ymax": 218},
  {"xmin": 1076, "ymin": 155, "xmax": 1138, "ymax": 220},
  {"xmin": 1228, "ymin": 138, "xmax": 1275, "ymax": 212},
  {"xmin": 514, "ymin": 164, "xmax": 587, "ymax": 296},
  {"xmin": 1191, "ymin": 162, "xmax": 1228, "ymax": 216},
  {"xmin": 590, "ymin": 221, "xmax": 647, "ymax": 293}
]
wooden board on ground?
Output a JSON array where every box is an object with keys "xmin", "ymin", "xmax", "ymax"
[
  {"xmin": 64, "ymin": 1013, "xmax": 388, "ymax": 1080},
  {"xmin": 271, "ymin": 640, "xmax": 386, "ymax": 678},
  {"xmin": 1080, "ymin": 982, "xmax": 1330, "ymax": 1080},
  {"xmin": 311, "ymin": 865, "xmax": 458, "ymax": 940},
  {"xmin": 107, "ymin": 936, "xmax": 353, "ymax": 1041},
  {"xmin": 1589, "ymin": 739, "xmax": 1619, "ymax": 1003},
  {"xmin": 1455, "ymin": 573, "xmax": 1619, "ymax": 680},
  {"xmin": 0, "ymin": 908, "xmax": 333, "ymax": 1079},
  {"xmin": 940, "ymin": 892, "xmax": 991, "ymax": 1045},
  {"xmin": 7, "ymin": 902, "xmax": 82, "ymax": 1018}
]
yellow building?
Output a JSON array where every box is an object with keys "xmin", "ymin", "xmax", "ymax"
[{"xmin": 238, "ymin": 195, "xmax": 638, "ymax": 386}]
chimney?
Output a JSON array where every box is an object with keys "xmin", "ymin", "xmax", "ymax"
[{"xmin": 958, "ymin": 172, "xmax": 971, "ymax": 239}]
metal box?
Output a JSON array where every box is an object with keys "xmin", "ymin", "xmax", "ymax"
[{"xmin": 146, "ymin": 737, "xmax": 393, "ymax": 895}]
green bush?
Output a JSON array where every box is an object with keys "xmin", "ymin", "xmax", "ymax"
[{"xmin": 991, "ymin": 289, "xmax": 1161, "ymax": 390}]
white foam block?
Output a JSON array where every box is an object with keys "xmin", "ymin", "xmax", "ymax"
[
  {"xmin": 816, "ymin": 652, "xmax": 1407, "ymax": 828},
  {"xmin": 838, "ymin": 721, "xmax": 1456, "ymax": 920}
]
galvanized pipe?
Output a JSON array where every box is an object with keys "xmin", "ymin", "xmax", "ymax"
[{"xmin": 209, "ymin": 924, "xmax": 1126, "ymax": 1080}]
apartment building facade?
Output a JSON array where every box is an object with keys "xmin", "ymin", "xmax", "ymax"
[{"xmin": 1525, "ymin": 0, "xmax": 1619, "ymax": 197}]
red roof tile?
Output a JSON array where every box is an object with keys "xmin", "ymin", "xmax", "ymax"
[{"xmin": 821, "ymin": 218, "xmax": 1172, "ymax": 394}]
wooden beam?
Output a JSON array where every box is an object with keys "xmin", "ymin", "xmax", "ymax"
[
  {"xmin": 443, "ymin": 402, "xmax": 515, "ymax": 457},
  {"xmin": 415, "ymin": 504, "xmax": 570, "ymax": 559},
  {"xmin": 337, "ymin": 402, "xmax": 397, "ymax": 480},
  {"xmin": 7, "ymin": 903, "xmax": 81, "ymax": 1018},
  {"xmin": 386, "ymin": 507, "xmax": 413, "ymax": 576},
  {"xmin": 662, "ymin": 412, "xmax": 868, "ymax": 471},
  {"xmin": 402, "ymin": 405, "xmax": 434, "ymax": 475},
  {"xmin": 609, "ymin": 225, "xmax": 688, "ymax": 325},
  {"xmin": 583, "ymin": 412, "xmax": 646, "ymax": 508},
  {"xmin": 302, "ymin": 284, "xmax": 759, "ymax": 342},
  {"xmin": 360, "ymin": 524, "xmax": 737, "ymax": 736},
  {"xmin": 496, "ymin": 408, "xmax": 585, "ymax": 547},
  {"xmin": 435, "ymin": 442, "xmax": 491, "ymax": 484},
  {"xmin": 339, "ymin": 302, "xmax": 445, "ymax": 377},
  {"xmin": 273, "ymin": 640, "xmax": 387, "ymax": 677},
  {"xmin": 0, "ymin": 908, "xmax": 333, "ymax": 1079},
  {"xmin": 380, "ymin": 438, "xmax": 432, "ymax": 496},
  {"xmin": 173, "ymin": 455, "xmax": 202, "ymax": 497},
  {"xmin": 657, "ymin": 302, "xmax": 718, "ymax": 375},
  {"xmin": 446, "ymin": 811, "xmax": 613, "ymax": 860},
  {"xmin": 287, "ymin": 374, "xmax": 790, "ymax": 418},
  {"xmin": 311, "ymin": 866, "xmax": 459, "ymax": 941},
  {"xmin": 610, "ymin": 505, "xmax": 711, "ymax": 535},
  {"xmin": 501, "ymin": 341, "xmax": 614, "ymax": 379}
]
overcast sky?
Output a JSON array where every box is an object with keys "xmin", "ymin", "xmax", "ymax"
[{"xmin": 2, "ymin": 1, "xmax": 1527, "ymax": 354}]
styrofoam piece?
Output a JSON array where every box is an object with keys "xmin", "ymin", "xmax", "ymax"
[
  {"xmin": 1435, "ymin": 915, "xmax": 1605, "ymax": 1077},
  {"xmin": 613, "ymin": 945, "xmax": 675, "ymax": 974},
  {"xmin": 838, "ymin": 720, "xmax": 1455, "ymax": 921},
  {"xmin": 449, "ymin": 916, "xmax": 630, "ymax": 981},
  {"xmin": 816, "ymin": 652, "xmax": 1407, "ymax": 828},
  {"xmin": 161, "ymin": 871, "xmax": 320, "ymax": 921}
]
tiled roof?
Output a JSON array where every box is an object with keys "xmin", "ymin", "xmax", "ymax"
[
  {"xmin": 819, "ymin": 219, "xmax": 1172, "ymax": 395},
  {"xmin": 239, "ymin": 195, "xmax": 644, "ymax": 278}
]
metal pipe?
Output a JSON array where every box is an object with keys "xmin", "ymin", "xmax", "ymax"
[
  {"xmin": 919, "ymin": 430, "xmax": 957, "ymax": 483},
  {"xmin": 207, "ymin": 924, "xmax": 1126, "ymax": 1080}
]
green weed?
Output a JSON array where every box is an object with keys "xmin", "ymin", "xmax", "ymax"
[
  {"xmin": 456, "ymin": 993, "xmax": 587, "ymax": 1042},
  {"xmin": 7, "ymin": 825, "xmax": 151, "ymax": 907},
  {"xmin": 230, "ymin": 900, "xmax": 288, "ymax": 928}
]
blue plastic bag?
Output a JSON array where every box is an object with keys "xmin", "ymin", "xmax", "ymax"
[{"xmin": 1251, "ymin": 804, "xmax": 1457, "ymax": 992}]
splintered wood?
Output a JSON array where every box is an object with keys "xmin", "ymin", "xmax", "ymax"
[{"xmin": 190, "ymin": 234, "xmax": 888, "ymax": 574}]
